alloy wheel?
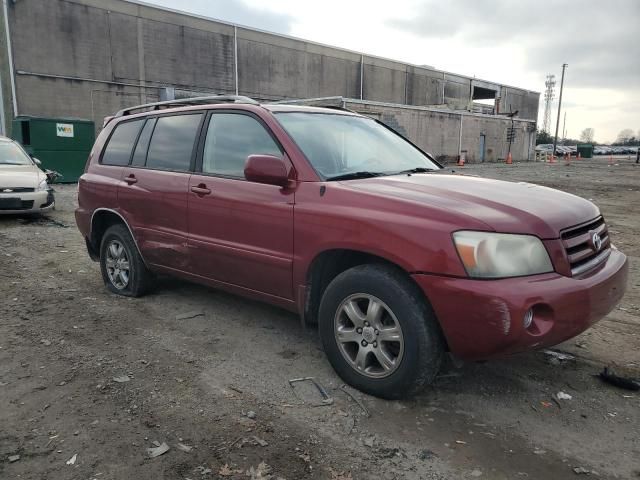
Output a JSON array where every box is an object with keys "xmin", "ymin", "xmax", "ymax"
[
  {"xmin": 105, "ymin": 239, "xmax": 130, "ymax": 290},
  {"xmin": 334, "ymin": 293, "xmax": 404, "ymax": 378}
]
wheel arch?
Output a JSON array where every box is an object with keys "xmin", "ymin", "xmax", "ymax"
[
  {"xmin": 90, "ymin": 209, "xmax": 147, "ymax": 266},
  {"xmin": 302, "ymin": 248, "xmax": 433, "ymax": 328}
]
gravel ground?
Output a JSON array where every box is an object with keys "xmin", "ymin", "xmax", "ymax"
[{"xmin": 1, "ymin": 156, "xmax": 638, "ymax": 479}]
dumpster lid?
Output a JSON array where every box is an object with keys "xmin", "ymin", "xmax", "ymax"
[{"xmin": 15, "ymin": 115, "xmax": 94, "ymax": 124}]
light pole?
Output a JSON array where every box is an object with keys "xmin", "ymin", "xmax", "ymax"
[{"xmin": 553, "ymin": 63, "xmax": 568, "ymax": 156}]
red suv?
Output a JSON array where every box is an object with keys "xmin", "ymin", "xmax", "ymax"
[{"xmin": 76, "ymin": 96, "xmax": 628, "ymax": 398}]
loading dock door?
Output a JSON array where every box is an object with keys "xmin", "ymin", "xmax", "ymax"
[{"xmin": 479, "ymin": 134, "xmax": 486, "ymax": 162}]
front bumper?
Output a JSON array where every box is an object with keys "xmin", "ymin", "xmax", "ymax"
[
  {"xmin": 413, "ymin": 249, "xmax": 628, "ymax": 360},
  {"xmin": 0, "ymin": 190, "xmax": 54, "ymax": 214}
]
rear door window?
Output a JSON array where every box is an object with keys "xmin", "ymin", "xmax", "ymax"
[
  {"xmin": 146, "ymin": 114, "xmax": 202, "ymax": 171},
  {"xmin": 101, "ymin": 119, "xmax": 144, "ymax": 166}
]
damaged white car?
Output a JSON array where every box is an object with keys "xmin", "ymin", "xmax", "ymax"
[{"xmin": 0, "ymin": 136, "xmax": 55, "ymax": 214}]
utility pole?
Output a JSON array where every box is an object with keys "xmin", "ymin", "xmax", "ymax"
[
  {"xmin": 562, "ymin": 112, "xmax": 567, "ymax": 143},
  {"xmin": 552, "ymin": 63, "xmax": 568, "ymax": 156}
]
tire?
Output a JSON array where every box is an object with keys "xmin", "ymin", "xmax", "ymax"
[
  {"xmin": 318, "ymin": 264, "xmax": 444, "ymax": 399},
  {"xmin": 99, "ymin": 224, "xmax": 153, "ymax": 297}
]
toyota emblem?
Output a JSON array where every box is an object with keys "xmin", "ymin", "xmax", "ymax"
[{"xmin": 591, "ymin": 232, "xmax": 603, "ymax": 252}]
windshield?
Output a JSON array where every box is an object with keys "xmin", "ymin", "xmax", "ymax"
[
  {"xmin": 0, "ymin": 142, "xmax": 33, "ymax": 165},
  {"xmin": 275, "ymin": 112, "xmax": 440, "ymax": 179}
]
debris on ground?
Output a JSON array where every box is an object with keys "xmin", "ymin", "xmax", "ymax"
[
  {"xmin": 556, "ymin": 391, "xmax": 573, "ymax": 400},
  {"xmin": 288, "ymin": 377, "xmax": 333, "ymax": 406},
  {"xmin": 147, "ymin": 442, "xmax": 170, "ymax": 458},
  {"xmin": 218, "ymin": 464, "xmax": 235, "ymax": 476},
  {"xmin": 40, "ymin": 339, "xmax": 52, "ymax": 346},
  {"xmin": 598, "ymin": 367, "xmax": 640, "ymax": 391},
  {"xmin": 470, "ymin": 469, "xmax": 483, "ymax": 477},
  {"xmin": 112, "ymin": 375, "xmax": 131, "ymax": 383},
  {"xmin": 544, "ymin": 349, "xmax": 575, "ymax": 365},
  {"xmin": 196, "ymin": 465, "xmax": 213, "ymax": 475},
  {"xmin": 176, "ymin": 442, "xmax": 193, "ymax": 452},
  {"xmin": 329, "ymin": 468, "xmax": 354, "ymax": 480},
  {"xmin": 66, "ymin": 454, "xmax": 77, "ymax": 465},
  {"xmin": 8, "ymin": 454, "xmax": 20, "ymax": 462},
  {"xmin": 246, "ymin": 461, "xmax": 272, "ymax": 479},
  {"xmin": 246, "ymin": 410, "xmax": 257, "ymax": 419},
  {"xmin": 573, "ymin": 466, "xmax": 590, "ymax": 474},
  {"xmin": 252, "ymin": 436, "xmax": 268, "ymax": 447},
  {"xmin": 175, "ymin": 311, "xmax": 204, "ymax": 320}
]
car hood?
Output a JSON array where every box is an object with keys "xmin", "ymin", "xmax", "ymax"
[
  {"xmin": 0, "ymin": 164, "xmax": 43, "ymax": 188},
  {"xmin": 342, "ymin": 173, "xmax": 600, "ymax": 239}
]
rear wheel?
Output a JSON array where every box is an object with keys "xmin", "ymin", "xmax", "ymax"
[
  {"xmin": 99, "ymin": 224, "xmax": 153, "ymax": 297},
  {"xmin": 319, "ymin": 264, "xmax": 444, "ymax": 399}
]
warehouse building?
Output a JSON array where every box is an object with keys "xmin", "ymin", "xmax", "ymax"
[{"xmin": 0, "ymin": 0, "xmax": 539, "ymax": 164}]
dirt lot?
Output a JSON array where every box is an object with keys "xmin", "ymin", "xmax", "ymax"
[{"xmin": 1, "ymin": 156, "xmax": 638, "ymax": 480}]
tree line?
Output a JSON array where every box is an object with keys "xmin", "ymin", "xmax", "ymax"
[{"xmin": 536, "ymin": 128, "xmax": 640, "ymax": 145}]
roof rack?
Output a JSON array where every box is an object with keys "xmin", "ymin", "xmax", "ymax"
[{"xmin": 114, "ymin": 95, "xmax": 259, "ymax": 117}]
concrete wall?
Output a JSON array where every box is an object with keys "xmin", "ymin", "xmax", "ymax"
[
  {"xmin": 0, "ymin": 0, "xmax": 539, "ymax": 137},
  {"xmin": 341, "ymin": 99, "xmax": 536, "ymax": 163}
]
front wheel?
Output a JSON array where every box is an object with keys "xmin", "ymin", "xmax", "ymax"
[{"xmin": 318, "ymin": 264, "xmax": 444, "ymax": 399}]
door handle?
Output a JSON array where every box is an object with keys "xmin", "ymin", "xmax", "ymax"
[
  {"xmin": 124, "ymin": 174, "xmax": 137, "ymax": 185},
  {"xmin": 190, "ymin": 184, "xmax": 211, "ymax": 196}
]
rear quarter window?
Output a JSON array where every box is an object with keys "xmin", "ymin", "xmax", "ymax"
[{"xmin": 101, "ymin": 119, "xmax": 144, "ymax": 166}]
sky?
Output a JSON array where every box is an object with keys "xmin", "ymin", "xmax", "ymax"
[{"xmin": 146, "ymin": 0, "xmax": 639, "ymax": 143}]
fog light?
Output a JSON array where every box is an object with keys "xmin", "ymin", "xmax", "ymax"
[{"xmin": 523, "ymin": 309, "xmax": 534, "ymax": 329}]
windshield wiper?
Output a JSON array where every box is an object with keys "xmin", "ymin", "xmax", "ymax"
[
  {"xmin": 326, "ymin": 171, "xmax": 384, "ymax": 181},
  {"xmin": 393, "ymin": 167, "xmax": 435, "ymax": 175}
]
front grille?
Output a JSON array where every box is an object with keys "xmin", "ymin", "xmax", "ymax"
[
  {"xmin": 0, "ymin": 187, "xmax": 34, "ymax": 193},
  {"xmin": 561, "ymin": 216, "xmax": 610, "ymax": 276},
  {"xmin": 0, "ymin": 200, "xmax": 34, "ymax": 210}
]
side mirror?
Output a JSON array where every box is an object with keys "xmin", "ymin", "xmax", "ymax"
[
  {"xmin": 32, "ymin": 157, "xmax": 42, "ymax": 166},
  {"xmin": 244, "ymin": 154, "xmax": 289, "ymax": 187}
]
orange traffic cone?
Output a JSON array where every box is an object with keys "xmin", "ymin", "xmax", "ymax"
[
  {"xmin": 506, "ymin": 152, "xmax": 513, "ymax": 165},
  {"xmin": 456, "ymin": 154, "xmax": 465, "ymax": 167},
  {"xmin": 549, "ymin": 154, "xmax": 556, "ymax": 164}
]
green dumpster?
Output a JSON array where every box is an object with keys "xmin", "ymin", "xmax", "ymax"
[
  {"xmin": 11, "ymin": 116, "xmax": 95, "ymax": 183},
  {"xmin": 576, "ymin": 144, "xmax": 594, "ymax": 159}
]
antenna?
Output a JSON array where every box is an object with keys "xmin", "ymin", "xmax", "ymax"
[{"xmin": 542, "ymin": 74, "xmax": 555, "ymax": 134}]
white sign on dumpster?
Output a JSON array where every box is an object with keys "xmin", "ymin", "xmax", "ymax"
[{"xmin": 56, "ymin": 123, "xmax": 74, "ymax": 138}]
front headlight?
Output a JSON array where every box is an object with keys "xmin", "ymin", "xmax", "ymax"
[
  {"xmin": 38, "ymin": 178, "xmax": 48, "ymax": 191},
  {"xmin": 453, "ymin": 231, "xmax": 553, "ymax": 278}
]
